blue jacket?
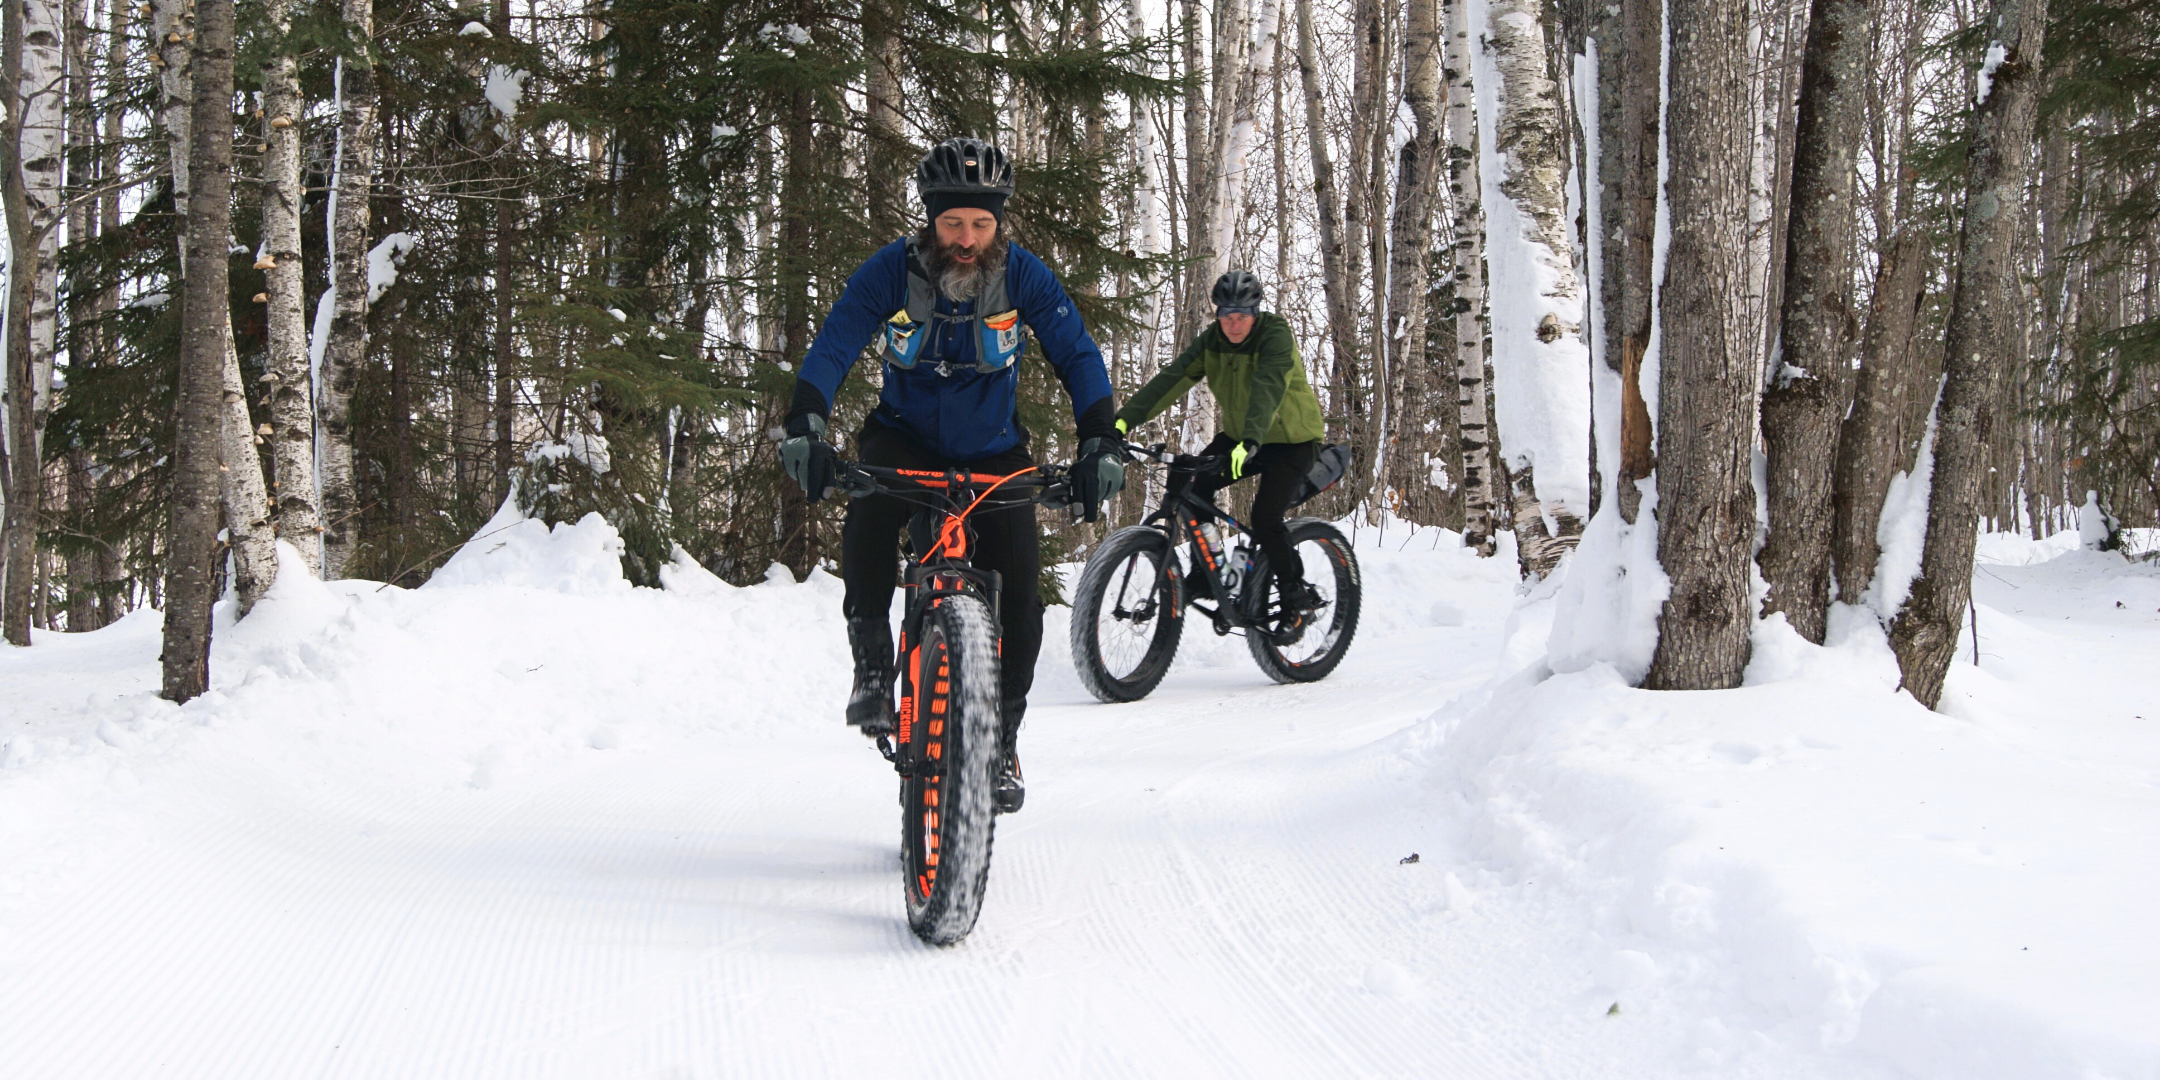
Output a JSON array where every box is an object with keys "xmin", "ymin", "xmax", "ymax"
[{"xmin": 797, "ymin": 239, "xmax": 1114, "ymax": 461}]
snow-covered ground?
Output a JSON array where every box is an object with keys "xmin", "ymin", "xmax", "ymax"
[{"xmin": 1, "ymin": 513, "xmax": 2153, "ymax": 1078}]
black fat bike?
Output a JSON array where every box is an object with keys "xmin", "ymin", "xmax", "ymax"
[
  {"xmin": 1069, "ymin": 442, "xmax": 1362, "ymax": 702},
  {"xmin": 837, "ymin": 460, "xmax": 1076, "ymax": 946}
]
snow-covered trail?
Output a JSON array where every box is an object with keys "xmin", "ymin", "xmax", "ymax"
[
  {"xmin": 8, "ymin": 516, "xmax": 2150, "ymax": 1078},
  {"xmin": 0, "ymin": 520, "xmax": 1830, "ymax": 1080}
]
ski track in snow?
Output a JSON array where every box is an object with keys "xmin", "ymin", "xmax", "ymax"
[{"xmin": 0, "ymin": 519, "xmax": 2149, "ymax": 1077}]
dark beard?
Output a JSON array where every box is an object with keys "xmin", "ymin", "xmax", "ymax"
[{"xmin": 918, "ymin": 226, "xmax": 1010, "ymax": 304}]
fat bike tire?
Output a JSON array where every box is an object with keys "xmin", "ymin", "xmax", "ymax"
[
  {"xmin": 1246, "ymin": 519, "xmax": 1362, "ymax": 684},
  {"xmin": 1069, "ymin": 526, "xmax": 1185, "ymax": 703},
  {"xmin": 901, "ymin": 593, "xmax": 1002, "ymax": 946}
]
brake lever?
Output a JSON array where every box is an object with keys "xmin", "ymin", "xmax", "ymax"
[{"xmin": 838, "ymin": 464, "xmax": 878, "ymax": 498}]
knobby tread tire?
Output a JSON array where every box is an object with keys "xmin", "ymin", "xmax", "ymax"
[
  {"xmin": 902, "ymin": 593, "xmax": 1001, "ymax": 946},
  {"xmin": 1246, "ymin": 519, "xmax": 1362, "ymax": 684},
  {"xmin": 1069, "ymin": 526, "xmax": 1185, "ymax": 703}
]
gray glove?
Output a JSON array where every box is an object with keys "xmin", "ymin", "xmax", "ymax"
[
  {"xmin": 1074, "ymin": 437, "xmax": 1126, "ymax": 523},
  {"xmin": 780, "ymin": 413, "xmax": 838, "ymax": 501}
]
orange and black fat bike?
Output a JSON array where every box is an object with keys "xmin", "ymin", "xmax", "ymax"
[{"xmin": 836, "ymin": 460, "xmax": 1077, "ymax": 946}]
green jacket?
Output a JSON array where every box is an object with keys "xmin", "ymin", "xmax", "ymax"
[{"xmin": 1116, "ymin": 313, "xmax": 1327, "ymax": 445}]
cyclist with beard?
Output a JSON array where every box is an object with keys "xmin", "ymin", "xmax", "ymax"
[{"xmin": 779, "ymin": 137, "xmax": 1125, "ymax": 814}]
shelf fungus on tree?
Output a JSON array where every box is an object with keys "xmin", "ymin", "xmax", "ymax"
[
  {"xmin": 254, "ymin": 254, "xmax": 276, "ymax": 269},
  {"xmin": 270, "ymin": 116, "xmax": 292, "ymax": 129},
  {"xmin": 253, "ymin": 292, "xmax": 268, "ymax": 303}
]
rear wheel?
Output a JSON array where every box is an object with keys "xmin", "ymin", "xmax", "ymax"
[
  {"xmin": 1245, "ymin": 519, "xmax": 1361, "ymax": 684},
  {"xmin": 1069, "ymin": 526, "xmax": 1185, "ymax": 703},
  {"xmin": 900, "ymin": 593, "xmax": 1001, "ymax": 945}
]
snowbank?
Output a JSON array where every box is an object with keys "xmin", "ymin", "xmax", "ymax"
[
  {"xmin": 0, "ymin": 519, "xmax": 853, "ymax": 926},
  {"xmin": 1417, "ymin": 534, "xmax": 2160, "ymax": 1078}
]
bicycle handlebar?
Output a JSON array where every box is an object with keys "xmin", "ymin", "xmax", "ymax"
[
  {"xmin": 837, "ymin": 461, "xmax": 1080, "ymax": 514},
  {"xmin": 1114, "ymin": 439, "xmax": 1227, "ymax": 474}
]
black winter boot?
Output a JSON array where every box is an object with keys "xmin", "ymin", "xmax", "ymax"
[
  {"xmin": 993, "ymin": 700, "xmax": 1027, "ymax": 813},
  {"xmin": 846, "ymin": 617, "xmax": 894, "ymax": 735}
]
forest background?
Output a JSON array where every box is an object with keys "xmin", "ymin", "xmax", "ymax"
[{"xmin": 0, "ymin": 0, "xmax": 2154, "ymax": 707}]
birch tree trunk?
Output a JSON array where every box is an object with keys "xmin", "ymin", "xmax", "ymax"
[
  {"xmin": 1380, "ymin": 0, "xmax": 1442, "ymax": 507},
  {"xmin": 1444, "ymin": 0, "xmax": 1496, "ymax": 555},
  {"xmin": 260, "ymin": 0, "xmax": 318, "ymax": 578},
  {"xmin": 23, "ymin": 0, "xmax": 59, "ymax": 459},
  {"xmin": 1296, "ymin": 0, "xmax": 1362, "ymax": 436},
  {"xmin": 1212, "ymin": 0, "xmax": 1282, "ymax": 286},
  {"xmin": 1485, "ymin": 0, "xmax": 1588, "ymax": 577},
  {"xmin": 1758, "ymin": 0, "xmax": 1874, "ymax": 642},
  {"xmin": 320, "ymin": 0, "xmax": 378, "ymax": 580},
  {"xmin": 1888, "ymin": 0, "xmax": 2049, "ymax": 708},
  {"xmin": 1643, "ymin": 0, "xmax": 1757, "ymax": 691},
  {"xmin": 0, "ymin": 0, "xmax": 60, "ymax": 642},
  {"xmin": 0, "ymin": 0, "xmax": 32, "ymax": 643},
  {"xmin": 163, "ymin": 0, "xmax": 237, "ymax": 701}
]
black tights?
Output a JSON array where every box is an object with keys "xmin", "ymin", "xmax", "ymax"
[
  {"xmin": 840, "ymin": 416, "xmax": 1041, "ymax": 746},
  {"xmin": 1169, "ymin": 436, "xmax": 1321, "ymax": 587}
]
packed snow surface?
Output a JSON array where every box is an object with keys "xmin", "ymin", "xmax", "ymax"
[{"xmin": 1, "ymin": 517, "xmax": 2154, "ymax": 1078}]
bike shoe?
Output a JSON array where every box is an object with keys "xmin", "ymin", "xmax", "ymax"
[
  {"xmin": 1274, "ymin": 580, "xmax": 1325, "ymax": 639},
  {"xmin": 993, "ymin": 751, "xmax": 1025, "ymax": 814}
]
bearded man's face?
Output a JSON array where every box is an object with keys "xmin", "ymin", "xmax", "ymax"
[{"xmin": 927, "ymin": 210, "xmax": 1006, "ymax": 302}]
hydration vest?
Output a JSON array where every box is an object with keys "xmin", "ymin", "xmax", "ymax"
[{"xmin": 879, "ymin": 238, "xmax": 1028, "ymax": 376}]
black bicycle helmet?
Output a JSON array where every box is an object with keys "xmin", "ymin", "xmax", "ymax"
[
  {"xmin": 1212, "ymin": 269, "xmax": 1265, "ymax": 312},
  {"xmin": 917, "ymin": 137, "xmax": 1015, "ymax": 198}
]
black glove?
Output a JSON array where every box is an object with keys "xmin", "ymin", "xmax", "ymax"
[
  {"xmin": 780, "ymin": 413, "xmax": 839, "ymax": 502},
  {"xmin": 1074, "ymin": 437, "xmax": 1126, "ymax": 523}
]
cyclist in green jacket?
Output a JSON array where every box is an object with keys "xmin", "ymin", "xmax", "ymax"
[{"xmin": 1116, "ymin": 270, "xmax": 1330, "ymax": 615}]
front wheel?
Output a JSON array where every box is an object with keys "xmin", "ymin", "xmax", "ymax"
[
  {"xmin": 1069, "ymin": 526, "xmax": 1185, "ymax": 703},
  {"xmin": 1245, "ymin": 519, "xmax": 1362, "ymax": 684},
  {"xmin": 901, "ymin": 593, "xmax": 1002, "ymax": 945}
]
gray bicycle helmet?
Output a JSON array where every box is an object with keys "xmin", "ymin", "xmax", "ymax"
[
  {"xmin": 918, "ymin": 137, "xmax": 1015, "ymax": 223},
  {"xmin": 1212, "ymin": 269, "xmax": 1264, "ymax": 314}
]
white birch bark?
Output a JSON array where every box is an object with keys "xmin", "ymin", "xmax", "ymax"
[
  {"xmin": 1210, "ymin": 0, "xmax": 1283, "ymax": 281},
  {"xmin": 1479, "ymin": 0, "xmax": 1588, "ymax": 576},
  {"xmin": 319, "ymin": 0, "xmax": 377, "ymax": 580},
  {"xmin": 21, "ymin": 0, "xmax": 59, "ymax": 461},
  {"xmin": 1444, "ymin": 0, "xmax": 1497, "ymax": 555},
  {"xmin": 259, "ymin": 0, "xmax": 318, "ymax": 577}
]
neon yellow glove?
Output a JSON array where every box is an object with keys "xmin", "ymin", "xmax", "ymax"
[
  {"xmin": 1229, "ymin": 440, "xmax": 1254, "ymax": 479},
  {"xmin": 1115, "ymin": 418, "xmax": 1129, "ymax": 435}
]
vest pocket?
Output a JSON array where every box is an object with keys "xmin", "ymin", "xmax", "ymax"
[
  {"xmin": 882, "ymin": 309, "xmax": 926, "ymax": 368},
  {"xmin": 977, "ymin": 309, "xmax": 1022, "ymax": 372}
]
